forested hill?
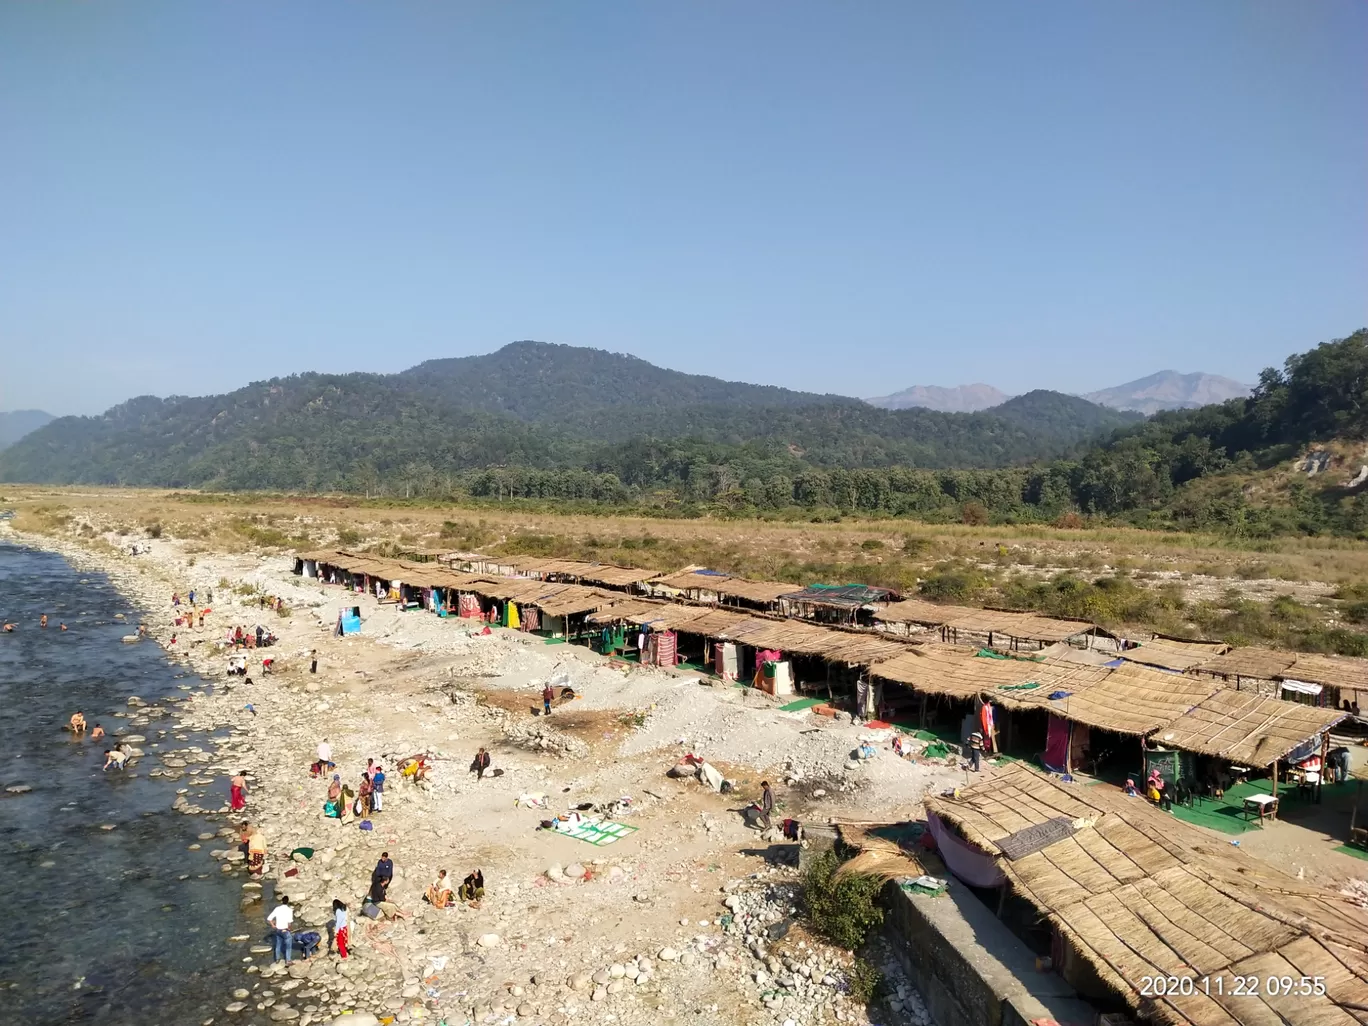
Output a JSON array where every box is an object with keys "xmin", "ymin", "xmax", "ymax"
[
  {"xmin": 1065, "ymin": 329, "xmax": 1368, "ymax": 535},
  {"xmin": 0, "ymin": 341, "xmax": 1137, "ymax": 489}
]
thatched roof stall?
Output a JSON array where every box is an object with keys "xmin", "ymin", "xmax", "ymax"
[
  {"xmin": 989, "ymin": 663, "xmax": 1226, "ymax": 737},
  {"xmin": 530, "ymin": 584, "xmax": 616, "ymax": 618},
  {"xmin": 925, "ymin": 764, "xmax": 1368, "ymax": 1026},
  {"xmin": 585, "ymin": 599, "xmax": 671, "ymax": 625},
  {"xmin": 1281, "ymin": 653, "xmax": 1368, "ymax": 693},
  {"xmin": 873, "ymin": 598, "xmax": 980, "ymax": 628},
  {"xmin": 1121, "ymin": 635, "xmax": 1230, "ymax": 672},
  {"xmin": 780, "ymin": 584, "xmax": 900, "ymax": 610},
  {"xmin": 1149, "ymin": 690, "xmax": 1349, "ymax": 767},
  {"xmin": 719, "ymin": 579, "xmax": 805, "ymax": 608},
  {"xmin": 651, "ymin": 568, "xmax": 732, "ymax": 592},
  {"xmin": 1194, "ymin": 647, "xmax": 1298, "ymax": 683},
  {"xmin": 941, "ymin": 608, "xmax": 1117, "ymax": 649},
  {"xmin": 870, "ymin": 646, "xmax": 1045, "ymax": 700}
]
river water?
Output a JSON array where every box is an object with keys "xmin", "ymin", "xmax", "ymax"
[{"xmin": 0, "ymin": 541, "xmax": 252, "ymax": 1025}]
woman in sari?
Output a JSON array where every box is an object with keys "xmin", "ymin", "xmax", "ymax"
[
  {"xmin": 357, "ymin": 775, "xmax": 374, "ymax": 818},
  {"xmin": 425, "ymin": 869, "xmax": 453, "ymax": 909},
  {"xmin": 229, "ymin": 769, "xmax": 248, "ymax": 812}
]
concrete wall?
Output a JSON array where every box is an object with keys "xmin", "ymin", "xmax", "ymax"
[{"xmin": 880, "ymin": 878, "xmax": 1097, "ymax": 1026}]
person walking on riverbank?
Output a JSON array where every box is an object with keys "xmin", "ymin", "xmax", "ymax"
[
  {"xmin": 542, "ymin": 682, "xmax": 554, "ymax": 716},
  {"xmin": 331, "ymin": 899, "xmax": 349, "ymax": 958},
  {"xmin": 472, "ymin": 747, "xmax": 491, "ymax": 781},
  {"xmin": 267, "ymin": 898, "xmax": 294, "ymax": 964},
  {"xmin": 230, "ymin": 769, "xmax": 248, "ymax": 811},
  {"xmin": 310, "ymin": 649, "xmax": 318, "ymax": 674},
  {"xmin": 759, "ymin": 780, "xmax": 775, "ymax": 831}
]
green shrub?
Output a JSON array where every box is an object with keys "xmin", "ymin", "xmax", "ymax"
[
  {"xmin": 846, "ymin": 957, "xmax": 883, "ymax": 1003},
  {"xmin": 336, "ymin": 528, "xmax": 361, "ymax": 546},
  {"xmin": 801, "ymin": 848, "xmax": 884, "ymax": 950}
]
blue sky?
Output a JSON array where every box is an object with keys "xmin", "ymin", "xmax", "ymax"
[{"xmin": 2, "ymin": 2, "xmax": 1364, "ymax": 416}]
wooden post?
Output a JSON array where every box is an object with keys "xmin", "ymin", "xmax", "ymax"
[
  {"xmin": 997, "ymin": 884, "xmax": 1009, "ymax": 919},
  {"xmin": 919, "ymin": 694, "xmax": 928, "ymax": 730},
  {"xmin": 1272, "ymin": 759, "xmax": 1279, "ymax": 803},
  {"xmin": 1319, "ymin": 734, "xmax": 1329, "ymax": 804}
]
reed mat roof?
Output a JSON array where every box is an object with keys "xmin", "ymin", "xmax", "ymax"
[
  {"xmin": 1148, "ymin": 690, "xmax": 1348, "ymax": 767},
  {"xmin": 926, "ymin": 764, "xmax": 1368, "ymax": 1026}
]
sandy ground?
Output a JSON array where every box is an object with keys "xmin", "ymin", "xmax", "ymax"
[{"xmin": 2, "ymin": 526, "xmax": 961, "ymax": 1026}]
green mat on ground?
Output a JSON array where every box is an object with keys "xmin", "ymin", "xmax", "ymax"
[
  {"xmin": 542, "ymin": 637, "xmax": 568, "ymax": 645},
  {"xmin": 778, "ymin": 697, "xmax": 824, "ymax": 712},
  {"xmin": 1165, "ymin": 780, "xmax": 1272, "ymax": 835},
  {"xmin": 1333, "ymin": 844, "xmax": 1368, "ymax": 862},
  {"xmin": 922, "ymin": 741, "xmax": 952, "ymax": 760},
  {"xmin": 557, "ymin": 818, "xmax": 639, "ymax": 846}
]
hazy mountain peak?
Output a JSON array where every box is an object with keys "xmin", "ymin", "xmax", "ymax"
[
  {"xmin": 865, "ymin": 383, "xmax": 1009, "ymax": 413},
  {"xmin": 0, "ymin": 409, "xmax": 56, "ymax": 449},
  {"xmin": 1082, "ymin": 370, "xmax": 1251, "ymax": 414}
]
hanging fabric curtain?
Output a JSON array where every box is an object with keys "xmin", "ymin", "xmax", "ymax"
[{"xmin": 507, "ymin": 603, "xmax": 521, "ymax": 629}]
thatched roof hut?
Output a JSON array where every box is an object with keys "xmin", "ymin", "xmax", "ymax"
[
  {"xmin": 926, "ymin": 764, "xmax": 1368, "ymax": 1025},
  {"xmin": 1146, "ymin": 690, "xmax": 1348, "ymax": 767}
]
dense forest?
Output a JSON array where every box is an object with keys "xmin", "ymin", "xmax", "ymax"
[
  {"xmin": 0, "ymin": 341, "xmax": 1133, "ymax": 487},
  {"xmin": 4, "ymin": 331, "xmax": 1366, "ymax": 538}
]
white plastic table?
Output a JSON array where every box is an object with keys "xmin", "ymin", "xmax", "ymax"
[{"xmin": 1243, "ymin": 793, "xmax": 1279, "ymax": 825}]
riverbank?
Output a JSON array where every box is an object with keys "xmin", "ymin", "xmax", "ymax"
[{"xmin": 1, "ymin": 524, "xmax": 956, "ymax": 1026}]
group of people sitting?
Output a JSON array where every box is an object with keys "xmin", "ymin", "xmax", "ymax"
[
  {"xmin": 317, "ymin": 742, "xmax": 388, "ymax": 820},
  {"xmin": 424, "ymin": 868, "xmax": 484, "ymax": 909},
  {"xmin": 231, "ymin": 624, "xmax": 277, "ymax": 650}
]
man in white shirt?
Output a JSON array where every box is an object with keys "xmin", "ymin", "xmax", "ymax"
[
  {"xmin": 318, "ymin": 740, "xmax": 333, "ymax": 768},
  {"xmin": 267, "ymin": 899, "xmax": 295, "ymax": 963}
]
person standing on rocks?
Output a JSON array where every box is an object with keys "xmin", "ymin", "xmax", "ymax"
[
  {"xmin": 331, "ymin": 899, "xmax": 349, "ymax": 958},
  {"xmin": 371, "ymin": 765, "xmax": 385, "ymax": 813},
  {"xmin": 472, "ymin": 747, "xmax": 491, "ymax": 781},
  {"xmin": 542, "ymin": 682, "xmax": 555, "ymax": 716},
  {"xmin": 759, "ymin": 780, "xmax": 775, "ymax": 831},
  {"xmin": 229, "ymin": 769, "xmax": 248, "ymax": 812},
  {"xmin": 267, "ymin": 897, "xmax": 294, "ymax": 964},
  {"xmin": 317, "ymin": 739, "xmax": 334, "ymax": 772},
  {"xmin": 370, "ymin": 853, "xmax": 393, "ymax": 903},
  {"xmin": 310, "ymin": 649, "xmax": 318, "ymax": 674}
]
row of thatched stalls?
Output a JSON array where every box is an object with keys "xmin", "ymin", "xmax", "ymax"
[
  {"xmin": 294, "ymin": 549, "xmax": 628, "ymax": 639},
  {"xmin": 921, "ymin": 763, "xmax": 1368, "ymax": 1025},
  {"xmin": 293, "ymin": 551, "xmax": 915, "ymax": 700},
  {"xmin": 868, "ymin": 641, "xmax": 1350, "ymax": 802},
  {"xmin": 582, "ymin": 597, "xmax": 908, "ymax": 701}
]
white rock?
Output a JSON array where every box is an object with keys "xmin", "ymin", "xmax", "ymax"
[
  {"xmin": 657, "ymin": 947, "xmax": 679, "ymax": 961},
  {"xmin": 477, "ymin": 933, "xmax": 501, "ymax": 948}
]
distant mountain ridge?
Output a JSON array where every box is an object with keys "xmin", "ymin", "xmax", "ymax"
[
  {"xmin": 0, "ymin": 341, "xmax": 1136, "ymax": 490},
  {"xmin": 865, "ymin": 383, "xmax": 1008, "ymax": 413},
  {"xmin": 869, "ymin": 369, "xmax": 1250, "ymax": 415},
  {"xmin": 0, "ymin": 410, "xmax": 55, "ymax": 449},
  {"xmin": 1082, "ymin": 371, "xmax": 1251, "ymax": 415}
]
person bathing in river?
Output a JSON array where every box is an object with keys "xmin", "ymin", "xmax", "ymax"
[
  {"xmin": 69, "ymin": 712, "xmax": 86, "ymax": 734},
  {"xmin": 40, "ymin": 614, "xmax": 47, "ymax": 629},
  {"xmin": 103, "ymin": 746, "xmax": 128, "ymax": 772},
  {"xmin": 3, "ymin": 622, "xmax": 15, "ymax": 633},
  {"xmin": 230, "ymin": 769, "xmax": 248, "ymax": 811},
  {"xmin": 90, "ymin": 723, "xmax": 104, "ymax": 740}
]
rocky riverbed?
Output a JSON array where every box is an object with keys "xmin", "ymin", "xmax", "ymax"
[{"xmin": 3, "ymin": 523, "xmax": 952, "ymax": 1026}]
